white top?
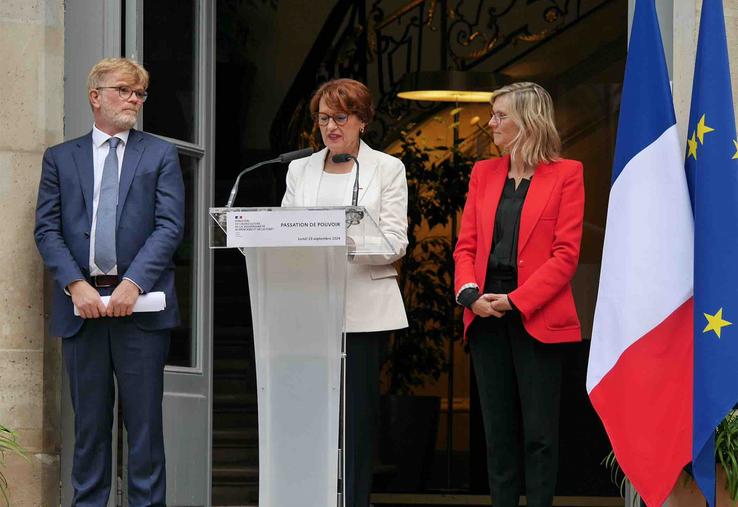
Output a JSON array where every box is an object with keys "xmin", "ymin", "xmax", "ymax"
[
  {"xmin": 282, "ymin": 140, "xmax": 409, "ymax": 333},
  {"xmin": 89, "ymin": 124, "xmax": 129, "ymax": 276},
  {"xmin": 315, "ymin": 169, "xmax": 355, "ymax": 206}
]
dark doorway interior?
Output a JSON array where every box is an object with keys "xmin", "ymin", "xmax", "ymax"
[{"xmin": 211, "ymin": 1, "xmax": 626, "ymax": 505}]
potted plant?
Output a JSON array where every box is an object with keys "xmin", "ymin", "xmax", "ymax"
[
  {"xmin": 386, "ymin": 128, "xmax": 468, "ymax": 393},
  {"xmin": 0, "ymin": 424, "xmax": 29, "ymax": 506},
  {"xmin": 715, "ymin": 410, "xmax": 738, "ymax": 500},
  {"xmin": 378, "ymin": 123, "xmax": 478, "ymax": 491},
  {"xmin": 668, "ymin": 410, "xmax": 738, "ymax": 507},
  {"xmin": 604, "ymin": 410, "xmax": 738, "ymax": 507}
]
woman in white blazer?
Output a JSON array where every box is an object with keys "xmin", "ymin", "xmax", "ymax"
[{"xmin": 281, "ymin": 78, "xmax": 408, "ymax": 507}]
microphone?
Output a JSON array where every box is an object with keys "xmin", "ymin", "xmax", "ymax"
[
  {"xmin": 331, "ymin": 153, "xmax": 360, "ymax": 207},
  {"xmin": 331, "ymin": 153, "xmax": 353, "ymax": 163},
  {"xmin": 277, "ymin": 147, "xmax": 314, "ymax": 164},
  {"xmin": 225, "ymin": 147, "xmax": 313, "ymax": 207}
]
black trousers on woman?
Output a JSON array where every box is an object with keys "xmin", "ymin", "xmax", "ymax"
[
  {"xmin": 345, "ymin": 331, "xmax": 388, "ymax": 507},
  {"xmin": 469, "ymin": 277, "xmax": 563, "ymax": 507}
]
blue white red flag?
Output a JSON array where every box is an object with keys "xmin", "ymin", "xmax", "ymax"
[{"xmin": 587, "ymin": 1, "xmax": 694, "ymax": 505}]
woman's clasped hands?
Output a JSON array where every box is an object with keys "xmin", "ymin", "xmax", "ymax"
[{"xmin": 470, "ymin": 293, "xmax": 513, "ymax": 318}]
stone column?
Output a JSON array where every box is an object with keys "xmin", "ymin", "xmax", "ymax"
[
  {"xmin": 673, "ymin": 0, "xmax": 738, "ymax": 140},
  {"xmin": 0, "ymin": 0, "xmax": 64, "ymax": 505}
]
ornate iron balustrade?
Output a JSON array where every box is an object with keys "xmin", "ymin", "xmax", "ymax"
[
  {"xmin": 369, "ymin": 0, "xmax": 614, "ymax": 145},
  {"xmin": 447, "ymin": 0, "xmax": 597, "ymax": 69},
  {"xmin": 269, "ymin": 0, "xmax": 368, "ymax": 153},
  {"xmin": 271, "ymin": 0, "xmax": 615, "ymax": 152}
]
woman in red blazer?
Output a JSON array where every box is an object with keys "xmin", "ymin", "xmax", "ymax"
[{"xmin": 454, "ymin": 82, "xmax": 584, "ymax": 507}]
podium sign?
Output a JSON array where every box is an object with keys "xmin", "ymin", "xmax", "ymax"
[
  {"xmin": 210, "ymin": 206, "xmax": 394, "ymax": 507},
  {"xmin": 225, "ymin": 208, "xmax": 346, "ymax": 248}
]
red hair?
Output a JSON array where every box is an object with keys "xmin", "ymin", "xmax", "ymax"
[{"xmin": 309, "ymin": 78, "xmax": 374, "ymax": 123}]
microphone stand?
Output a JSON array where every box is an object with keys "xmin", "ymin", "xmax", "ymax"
[
  {"xmin": 225, "ymin": 147, "xmax": 314, "ymax": 208},
  {"xmin": 331, "ymin": 153, "xmax": 364, "ymax": 226}
]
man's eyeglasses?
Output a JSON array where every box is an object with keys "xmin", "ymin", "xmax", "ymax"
[
  {"xmin": 97, "ymin": 86, "xmax": 149, "ymax": 102},
  {"xmin": 314, "ymin": 112, "xmax": 350, "ymax": 126},
  {"xmin": 490, "ymin": 112, "xmax": 509, "ymax": 124}
]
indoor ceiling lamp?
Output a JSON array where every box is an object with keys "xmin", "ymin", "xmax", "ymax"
[{"xmin": 396, "ymin": 70, "xmax": 509, "ymax": 103}]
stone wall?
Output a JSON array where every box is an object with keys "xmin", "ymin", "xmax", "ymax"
[
  {"xmin": 0, "ymin": 0, "xmax": 64, "ymax": 505},
  {"xmin": 674, "ymin": 0, "xmax": 738, "ymax": 139}
]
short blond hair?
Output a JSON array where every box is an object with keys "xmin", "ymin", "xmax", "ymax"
[
  {"xmin": 87, "ymin": 58, "xmax": 149, "ymax": 95},
  {"xmin": 491, "ymin": 82, "xmax": 561, "ymax": 168}
]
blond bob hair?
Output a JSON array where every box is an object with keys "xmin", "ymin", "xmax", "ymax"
[
  {"xmin": 87, "ymin": 58, "xmax": 149, "ymax": 104},
  {"xmin": 491, "ymin": 82, "xmax": 561, "ymax": 168}
]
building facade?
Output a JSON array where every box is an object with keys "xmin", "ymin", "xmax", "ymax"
[{"xmin": 0, "ymin": 0, "xmax": 735, "ymax": 505}]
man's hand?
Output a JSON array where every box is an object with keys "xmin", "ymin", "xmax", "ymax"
[
  {"xmin": 105, "ymin": 279, "xmax": 141, "ymax": 317},
  {"xmin": 68, "ymin": 280, "xmax": 107, "ymax": 319},
  {"xmin": 470, "ymin": 294, "xmax": 506, "ymax": 318}
]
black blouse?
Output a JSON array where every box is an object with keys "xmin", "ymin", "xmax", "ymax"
[
  {"xmin": 458, "ymin": 177, "xmax": 531, "ymax": 309},
  {"xmin": 489, "ymin": 177, "xmax": 530, "ymax": 273}
]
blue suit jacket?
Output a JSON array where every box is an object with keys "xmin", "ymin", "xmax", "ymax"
[{"xmin": 35, "ymin": 129, "xmax": 185, "ymax": 338}]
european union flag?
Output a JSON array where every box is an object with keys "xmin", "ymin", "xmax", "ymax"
[{"xmin": 685, "ymin": 0, "xmax": 738, "ymax": 505}]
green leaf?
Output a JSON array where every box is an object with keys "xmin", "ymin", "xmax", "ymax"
[
  {"xmin": 0, "ymin": 424, "xmax": 30, "ymax": 505},
  {"xmin": 386, "ymin": 129, "xmax": 476, "ymax": 394}
]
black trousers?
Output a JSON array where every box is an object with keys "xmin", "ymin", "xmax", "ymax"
[
  {"xmin": 469, "ymin": 278, "xmax": 563, "ymax": 507},
  {"xmin": 345, "ymin": 331, "xmax": 388, "ymax": 507}
]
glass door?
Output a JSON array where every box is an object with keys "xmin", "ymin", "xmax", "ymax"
[{"xmin": 125, "ymin": 0, "xmax": 214, "ymax": 505}]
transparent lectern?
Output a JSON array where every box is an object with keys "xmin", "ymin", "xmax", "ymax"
[{"xmin": 209, "ymin": 206, "xmax": 395, "ymax": 507}]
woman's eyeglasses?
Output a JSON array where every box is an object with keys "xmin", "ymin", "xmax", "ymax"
[
  {"xmin": 314, "ymin": 112, "xmax": 350, "ymax": 126},
  {"xmin": 489, "ymin": 112, "xmax": 509, "ymax": 124}
]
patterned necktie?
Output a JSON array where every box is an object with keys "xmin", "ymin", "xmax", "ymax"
[{"xmin": 94, "ymin": 136, "xmax": 120, "ymax": 274}]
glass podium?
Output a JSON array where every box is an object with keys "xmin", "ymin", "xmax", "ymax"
[{"xmin": 210, "ymin": 206, "xmax": 394, "ymax": 507}]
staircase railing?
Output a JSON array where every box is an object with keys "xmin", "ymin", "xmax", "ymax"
[
  {"xmin": 370, "ymin": 0, "xmax": 614, "ymax": 144},
  {"xmin": 272, "ymin": 1, "xmax": 619, "ymax": 153},
  {"xmin": 270, "ymin": 0, "xmax": 616, "ymax": 153},
  {"xmin": 269, "ymin": 0, "xmax": 368, "ymax": 153}
]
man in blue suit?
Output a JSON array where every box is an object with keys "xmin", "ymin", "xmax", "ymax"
[{"xmin": 35, "ymin": 58, "xmax": 184, "ymax": 506}]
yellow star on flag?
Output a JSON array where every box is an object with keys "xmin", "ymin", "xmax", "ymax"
[
  {"xmin": 688, "ymin": 131, "xmax": 699, "ymax": 160},
  {"xmin": 733, "ymin": 139, "xmax": 738, "ymax": 160},
  {"xmin": 703, "ymin": 308, "xmax": 732, "ymax": 338},
  {"xmin": 696, "ymin": 114, "xmax": 715, "ymax": 144}
]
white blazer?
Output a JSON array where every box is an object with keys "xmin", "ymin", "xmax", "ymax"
[{"xmin": 281, "ymin": 140, "xmax": 409, "ymax": 333}]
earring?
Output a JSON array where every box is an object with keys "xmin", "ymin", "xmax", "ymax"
[{"xmin": 360, "ymin": 125, "xmax": 365, "ymax": 134}]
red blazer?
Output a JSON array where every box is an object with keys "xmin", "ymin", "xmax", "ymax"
[{"xmin": 454, "ymin": 155, "xmax": 584, "ymax": 344}]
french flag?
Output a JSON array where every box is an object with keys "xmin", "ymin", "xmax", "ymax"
[{"xmin": 586, "ymin": 1, "xmax": 694, "ymax": 505}]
